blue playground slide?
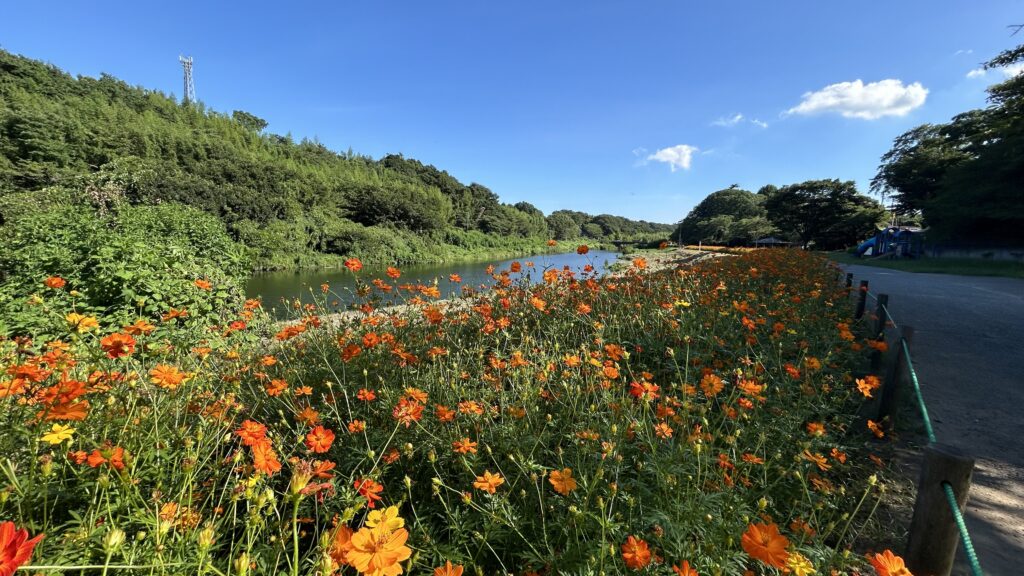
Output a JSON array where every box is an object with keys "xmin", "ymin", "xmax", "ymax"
[{"xmin": 856, "ymin": 237, "xmax": 876, "ymax": 256}]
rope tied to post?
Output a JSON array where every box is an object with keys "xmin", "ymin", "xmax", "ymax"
[{"xmin": 855, "ymin": 277, "xmax": 984, "ymax": 576}]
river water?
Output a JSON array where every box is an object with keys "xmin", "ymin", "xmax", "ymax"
[{"xmin": 246, "ymin": 250, "xmax": 620, "ymax": 317}]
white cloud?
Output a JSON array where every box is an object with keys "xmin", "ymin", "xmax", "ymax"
[
  {"xmin": 711, "ymin": 113, "xmax": 744, "ymax": 127},
  {"xmin": 646, "ymin": 145, "xmax": 698, "ymax": 172},
  {"xmin": 785, "ymin": 79, "xmax": 928, "ymax": 120},
  {"xmin": 1001, "ymin": 63, "xmax": 1024, "ymax": 78},
  {"xmin": 966, "ymin": 68, "xmax": 987, "ymax": 79},
  {"xmin": 751, "ymin": 118, "xmax": 769, "ymax": 128},
  {"xmin": 954, "ymin": 49, "xmax": 974, "ymax": 56}
]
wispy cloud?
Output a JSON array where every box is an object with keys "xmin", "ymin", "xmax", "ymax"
[
  {"xmin": 711, "ymin": 113, "xmax": 768, "ymax": 129},
  {"xmin": 965, "ymin": 63, "xmax": 1024, "ymax": 80},
  {"xmin": 954, "ymin": 49, "xmax": 974, "ymax": 56},
  {"xmin": 645, "ymin": 144, "xmax": 698, "ymax": 172},
  {"xmin": 785, "ymin": 79, "xmax": 928, "ymax": 120},
  {"xmin": 711, "ymin": 113, "xmax": 744, "ymax": 127}
]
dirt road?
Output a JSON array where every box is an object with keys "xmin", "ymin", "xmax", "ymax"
[{"xmin": 842, "ymin": 265, "xmax": 1024, "ymax": 576}]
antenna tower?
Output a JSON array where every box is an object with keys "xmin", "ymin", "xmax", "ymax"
[{"xmin": 179, "ymin": 55, "xmax": 196, "ymax": 104}]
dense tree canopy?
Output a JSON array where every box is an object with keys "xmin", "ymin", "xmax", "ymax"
[
  {"xmin": 764, "ymin": 179, "xmax": 885, "ymax": 249},
  {"xmin": 0, "ymin": 49, "xmax": 670, "ymax": 271},
  {"xmin": 672, "ymin": 186, "xmax": 775, "ymax": 246},
  {"xmin": 872, "ymin": 44, "xmax": 1024, "ymax": 243}
]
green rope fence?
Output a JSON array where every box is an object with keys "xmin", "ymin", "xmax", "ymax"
[{"xmin": 860, "ymin": 280, "xmax": 984, "ymax": 576}]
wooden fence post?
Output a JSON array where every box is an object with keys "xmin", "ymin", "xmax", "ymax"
[
  {"xmin": 878, "ymin": 325, "xmax": 914, "ymax": 428},
  {"xmin": 905, "ymin": 442, "xmax": 975, "ymax": 576},
  {"xmin": 870, "ymin": 294, "xmax": 889, "ymax": 371},
  {"xmin": 855, "ymin": 280, "xmax": 869, "ymax": 319},
  {"xmin": 845, "ymin": 272, "xmax": 853, "ymax": 289}
]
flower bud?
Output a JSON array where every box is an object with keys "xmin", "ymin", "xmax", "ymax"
[{"xmin": 103, "ymin": 528, "xmax": 126, "ymax": 553}]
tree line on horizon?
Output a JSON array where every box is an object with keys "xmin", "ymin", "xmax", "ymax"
[{"xmin": 0, "ymin": 49, "xmax": 672, "ymax": 274}]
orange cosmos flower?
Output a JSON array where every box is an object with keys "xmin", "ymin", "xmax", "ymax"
[
  {"xmin": 740, "ymin": 522, "xmax": 789, "ymax": 568},
  {"xmin": 251, "ymin": 439, "xmax": 282, "ymax": 475},
  {"xmin": 344, "ymin": 258, "xmax": 363, "ymax": 272},
  {"xmin": 194, "ymin": 279, "xmax": 212, "ymax": 290},
  {"xmin": 329, "ymin": 524, "xmax": 354, "ymax": 567},
  {"xmin": 654, "ymin": 422, "xmax": 674, "ymax": 439},
  {"xmin": 868, "ymin": 549, "xmax": 912, "ymax": 576},
  {"xmin": 805, "ymin": 422, "xmax": 825, "ymax": 436},
  {"xmin": 235, "ymin": 420, "xmax": 267, "ymax": 446},
  {"xmin": 435, "ymin": 404, "xmax": 456, "ymax": 422},
  {"xmin": 348, "ymin": 420, "xmax": 366, "ymax": 433},
  {"xmin": 867, "ymin": 419, "xmax": 886, "ymax": 439},
  {"xmin": 577, "ymin": 245, "xmax": 589, "ymax": 255},
  {"xmin": 0, "ymin": 521, "xmax": 44, "ymax": 576},
  {"xmin": 857, "ymin": 375, "xmax": 881, "ymax": 398},
  {"xmin": 100, "ymin": 332, "xmax": 136, "ymax": 359},
  {"xmin": 434, "ymin": 560, "xmax": 465, "ymax": 576},
  {"xmin": 632, "ymin": 257, "xmax": 648, "ymax": 270},
  {"xmin": 386, "ymin": 266, "xmax": 401, "ymax": 279},
  {"xmin": 473, "ymin": 470, "xmax": 505, "ymax": 494},
  {"xmin": 355, "ymin": 478, "xmax": 385, "ymax": 508},
  {"xmin": 265, "ymin": 379, "xmax": 288, "ymax": 396},
  {"xmin": 305, "ymin": 425, "xmax": 335, "ymax": 453},
  {"xmin": 452, "ymin": 438, "xmax": 478, "ymax": 454},
  {"xmin": 357, "ymin": 388, "xmax": 377, "ymax": 401},
  {"xmin": 448, "ymin": 273, "xmax": 462, "ymax": 283},
  {"xmin": 346, "ymin": 524, "xmax": 412, "ymax": 576},
  {"xmin": 44, "ymin": 276, "xmax": 66, "ymax": 289},
  {"xmin": 149, "ymin": 364, "xmax": 190, "ymax": 390},
  {"xmin": 620, "ymin": 535, "xmax": 651, "ymax": 570},
  {"xmin": 392, "ymin": 398, "xmax": 424, "ymax": 427},
  {"xmin": 672, "ymin": 561, "xmax": 699, "ymax": 576},
  {"xmin": 548, "ymin": 468, "xmax": 578, "ymax": 496},
  {"xmin": 700, "ymin": 373, "xmax": 724, "ymax": 397}
]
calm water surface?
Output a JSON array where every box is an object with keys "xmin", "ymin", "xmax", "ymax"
[{"xmin": 246, "ymin": 250, "xmax": 620, "ymax": 317}]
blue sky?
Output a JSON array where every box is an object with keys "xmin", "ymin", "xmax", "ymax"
[{"xmin": 1, "ymin": 1, "xmax": 1019, "ymax": 223}]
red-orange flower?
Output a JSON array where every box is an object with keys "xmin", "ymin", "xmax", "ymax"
[
  {"xmin": 577, "ymin": 245, "xmax": 589, "ymax": 255},
  {"xmin": 44, "ymin": 276, "xmax": 66, "ymax": 289},
  {"xmin": 452, "ymin": 438, "xmax": 478, "ymax": 454},
  {"xmin": 251, "ymin": 439, "xmax": 282, "ymax": 475},
  {"xmin": 867, "ymin": 549, "xmax": 912, "ymax": 576},
  {"xmin": 620, "ymin": 535, "xmax": 651, "ymax": 570},
  {"xmin": 434, "ymin": 560, "xmax": 465, "ymax": 576},
  {"xmin": 100, "ymin": 332, "xmax": 136, "ymax": 359},
  {"xmin": 305, "ymin": 425, "xmax": 335, "ymax": 453},
  {"xmin": 741, "ymin": 522, "xmax": 789, "ymax": 568},
  {"xmin": 0, "ymin": 521, "xmax": 44, "ymax": 576},
  {"xmin": 235, "ymin": 420, "xmax": 267, "ymax": 446},
  {"xmin": 344, "ymin": 258, "xmax": 363, "ymax": 272},
  {"xmin": 355, "ymin": 478, "xmax": 384, "ymax": 508},
  {"xmin": 672, "ymin": 561, "xmax": 698, "ymax": 576}
]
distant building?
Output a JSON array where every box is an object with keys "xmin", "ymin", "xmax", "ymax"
[{"xmin": 753, "ymin": 237, "xmax": 792, "ymax": 247}]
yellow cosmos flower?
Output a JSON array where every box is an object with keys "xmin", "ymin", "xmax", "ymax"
[
  {"xmin": 366, "ymin": 506, "xmax": 405, "ymax": 532},
  {"xmin": 41, "ymin": 423, "xmax": 76, "ymax": 445}
]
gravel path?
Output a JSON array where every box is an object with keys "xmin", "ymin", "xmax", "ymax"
[{"xmin": 842, "ymin": 264, "xmax": 1024, "ymax": 576}]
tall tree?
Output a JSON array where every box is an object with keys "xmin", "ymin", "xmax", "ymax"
[{"xmin": 765, "ymin": 179, "xmax": 884, "ymax": 249}]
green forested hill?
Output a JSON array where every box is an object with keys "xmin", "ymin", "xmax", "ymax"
[{"xmin": 0, "ymin": 49, "xmax": 671, "ymax": 272}]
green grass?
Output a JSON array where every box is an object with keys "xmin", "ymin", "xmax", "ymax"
[{"xmin": 828, "ymin": 251, "xmax": 1024, "ymax": 279}]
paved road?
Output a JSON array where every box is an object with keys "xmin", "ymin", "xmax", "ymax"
[{"xmin": 843, "ymin": 265, "xmax": 1024, "ymax": 576}]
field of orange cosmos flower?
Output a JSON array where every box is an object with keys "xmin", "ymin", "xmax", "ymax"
[{"xmin": 0, "ymin": 249, "xmax": 910, "ymax": 575}]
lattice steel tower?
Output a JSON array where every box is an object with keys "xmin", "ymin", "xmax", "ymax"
[{"xmin": 179, "ymin": 55, "xmax": 196, "ymax": 104}]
